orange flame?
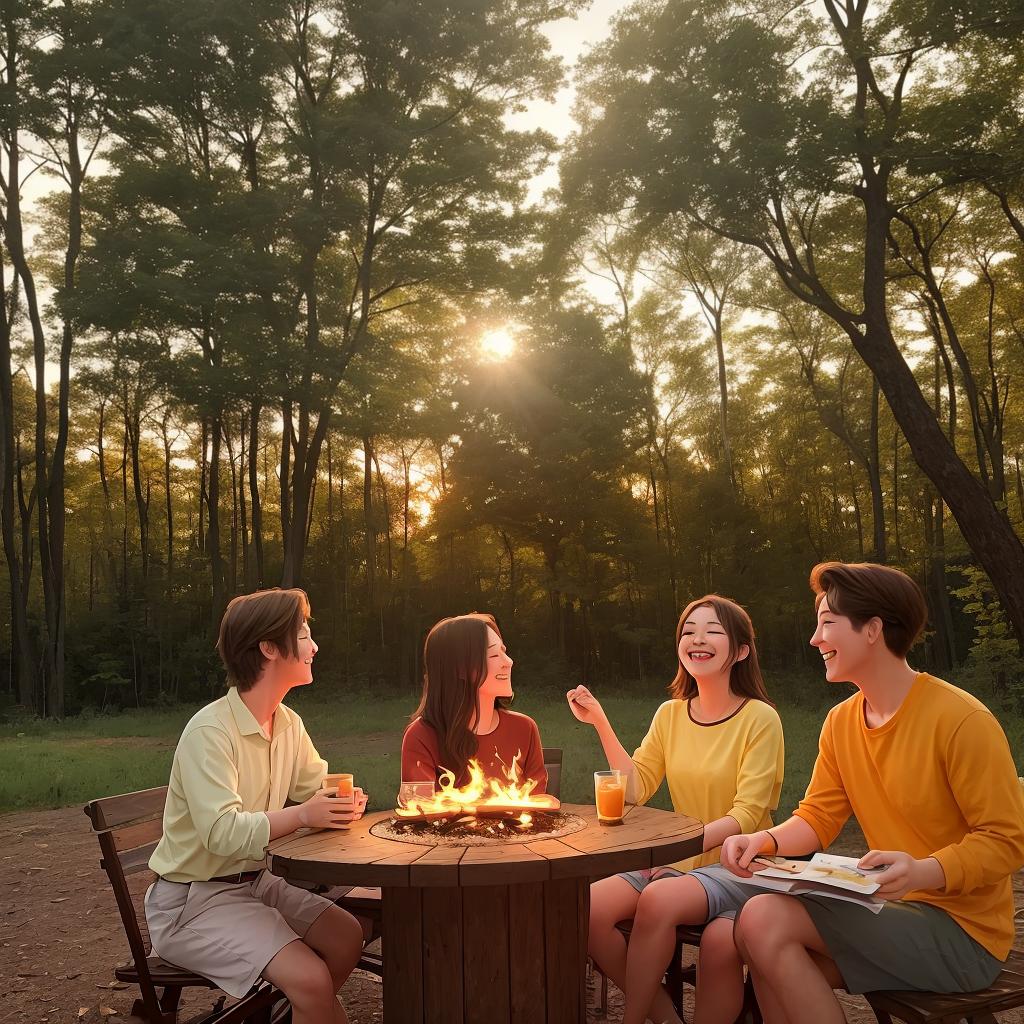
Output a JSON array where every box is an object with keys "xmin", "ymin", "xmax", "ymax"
[{"xmin": 395, "ymin": 753, "xmax": 558, "ymax": 818}]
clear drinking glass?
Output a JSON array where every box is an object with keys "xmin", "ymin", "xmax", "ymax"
[
  {"xmin": 398, "ymin": 780, "xmax": 436, "ymax": 810},
  {"xmin": 594, "ymin": 769, "xmax": 626, "ymax": 826}
]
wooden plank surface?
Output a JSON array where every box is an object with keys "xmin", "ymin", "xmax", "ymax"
[
  {"xmin": 382, "ymin": 886, "xmax": 423, "ymax": 1024},
  {"xmin": 267, "ymin": 804, "xmax": 703, "ymax": 889},
  {"xmin": 463, "ymin": 885, "xmax": 511, "ymax": 1024},
  {"xmin": 409, "ymin": 843, "xmax": 465, "ymax": 887},
  {"xmin": 509, "ymin": 882, "xmax": 546, "ymax": 1024},
  {"xmin": 422, "ymin": 886, "xmax": 464, "ymax": 1024},
  {"xmin": 459, "ymin": 842, "xmax": 549, "ymax": 886}
]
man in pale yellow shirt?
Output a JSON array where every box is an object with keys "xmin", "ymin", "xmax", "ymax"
[
  {"xmin": 719, "ymin": 562, "xmax": 1024, "ymax": 1024},
  {"xmin": 146, "ymin": 588, "xmax": 368, "ymax": 1024}
]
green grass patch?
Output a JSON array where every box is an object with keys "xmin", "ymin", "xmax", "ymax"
[{"xmin": 2, "ymin": 689, "xmax": 1021, "ymax": 819}]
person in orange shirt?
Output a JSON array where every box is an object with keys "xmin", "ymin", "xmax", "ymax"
[
  {"xmin": 718, "ymin": 562, "xmax": 1024, "ymax": 1023},
  {"xmin": 401, "ymin": 613, "xmax": 548, "ymax": 793}
]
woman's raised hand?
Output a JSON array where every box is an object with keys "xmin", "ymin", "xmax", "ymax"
[{"xmin": 566, "ymin": 685, "xmax": 607, "ymax": 726}]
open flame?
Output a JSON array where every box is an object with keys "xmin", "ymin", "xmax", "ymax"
[{"xmin": 395, "ymin": 752, "xmax": 559, "ymax": 820}]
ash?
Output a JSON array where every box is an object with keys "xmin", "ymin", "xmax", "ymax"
[{"xmin": 370, "ymin": 810, "xmax": 588, "ymax": 847}]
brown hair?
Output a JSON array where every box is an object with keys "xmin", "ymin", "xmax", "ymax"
[
  {"xmin": 216, "ymin": 588, "xmax": 311, "ymax": 691},
  {"xmin": 668, "ymin": 595, "xmax": 772, "ymax": 704},
  {"xmin": 810, "ymin": 561, "xmax": 927, "ymax": 658},
  {"xmin": 413, "ymin": 612, "xmax": 507, "ymax": 781}
]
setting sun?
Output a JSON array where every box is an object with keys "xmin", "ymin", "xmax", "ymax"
[{"xmin": 480, "ymin": 327, "xmax": 516, "ymax": 361}]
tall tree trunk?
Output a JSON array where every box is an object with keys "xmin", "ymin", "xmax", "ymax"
[
  {"xmin": 362, "ymin": 432, "xmax": 377, "ymax": 647},
  {"xmin": 0, "ymin": 258, "xmax": 33, "ymax": 709},
  {"xmin": 125, "ymin": 387, "xmax": 149, "ymax": 581},
  {"xmin": 853, "ymin": 189, "xmax": 1024, "ymax": 644},
  {"xmin": 160, "ymin": 411, "xmax": 174, "ymax": 592},
  {"xmin": 867, "ymin": 377, "xmax": 886, "ymax": 562},
  {"xmin": 208, "ymin": 412, "xmax": 225, "ymax": 631},
  {"xmin": 248, "ymin": 400, "xmax": 264, "ymax": 587}
]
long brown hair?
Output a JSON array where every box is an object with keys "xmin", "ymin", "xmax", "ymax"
[
  {"xmin": 413, "ymin": 612, "xmax": 508, "ymax": 780},
  {"xmin": 668, "ymin": 595, "xmax": 772, "ymax": 704}
]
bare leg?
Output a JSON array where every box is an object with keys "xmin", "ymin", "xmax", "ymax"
[
  {"xmin": 624, "ymin": 876, "xmax": 710, "ymax": 1024},
  {"xmin": 694, "ymin": 917, "xmax": 744, "ymax": 1024},
  {"xmin": 262, "ymin": 938, "xmax": 340, "ymax": 1024},
  {"xmin": 733, "ymin": 895, "xmax": 846, "ymax": 1024},
  {"xmin": 589, "ymin": 876, "xmax": 682, "ymax": 1024},
  {"xmin": 304, "ymin": 905, "xmax": 365, "ymax": 1023}
]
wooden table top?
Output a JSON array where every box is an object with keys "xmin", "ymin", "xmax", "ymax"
[{"xmin": 267, "ymin": 802, "xmax": 703, "ymax": 888}]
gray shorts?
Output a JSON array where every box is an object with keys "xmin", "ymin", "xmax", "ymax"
[
  {"xmin": 145, "ymin": 872, "xmax": 336, "ymax": 997},
  {"xmin": 680, "ymin": 866, "xmax": 1002, "ymax": 994}
]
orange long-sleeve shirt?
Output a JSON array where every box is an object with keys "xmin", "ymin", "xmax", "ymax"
[{"xmin": 794, "ymin": 673, "xmax": 1024, "ymax": 958}]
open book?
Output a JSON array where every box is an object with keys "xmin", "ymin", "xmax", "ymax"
[{"xmin": 734, "ymin": 853, "xmax": 886, "ymax": 913}]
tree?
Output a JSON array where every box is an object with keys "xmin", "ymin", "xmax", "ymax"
[{"xmin": 561, "ymin": 0, "xmax": 1024, "ymax": 644}]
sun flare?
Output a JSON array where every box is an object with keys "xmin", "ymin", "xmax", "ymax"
[{"xmin": 480, "ymin": 327, "xmax": 516, "ymax": 361}]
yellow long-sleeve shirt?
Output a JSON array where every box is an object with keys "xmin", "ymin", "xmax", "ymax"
[
  {"xmin": 794, "ymin": 673, "xmax": 1024, "ymax": 959},
  {"xmin": 149, "ymin": 686, "xmax": 328, "ymax": 882},
  {"xmin": 631, "ymin": 697, "xmax": 784, "ymax": 870}
]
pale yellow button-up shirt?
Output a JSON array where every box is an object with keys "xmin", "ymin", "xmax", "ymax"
[{"xmin": 149, "ymin": 686, "xmax": 327, "ymax": 882}]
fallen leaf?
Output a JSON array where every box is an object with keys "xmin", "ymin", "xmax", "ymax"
[
  {"xmin": 50, "ymin": 897, "xmax": 69, "ymax": 903},
  {"xmin": 99, "ymin": 1008, "xmax": 117, "ymax": 1018},
  {"xmin": 97, "ymin": 982, "xmax": 128, "ymax": 990},
  {"xmin": 78, "ymin": 1009, "xmax": 89, "ymax": 1018}
]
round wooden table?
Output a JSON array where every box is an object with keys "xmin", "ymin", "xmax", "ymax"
[{"xmin": 268, "ymin": 803, "xmax": 703, "ymax": 1024}]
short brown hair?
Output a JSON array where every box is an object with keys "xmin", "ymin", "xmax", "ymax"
[
  {"xmin": 809, "ymin": 562, "xmax": 927, "ymax": 658},
  {"xmin": 668, "ymin": 595, "xmax": 772, "ymax": 705},
  {"xmin": 216, "ymin": 588, "xmax": 311, "ymax": 690}
]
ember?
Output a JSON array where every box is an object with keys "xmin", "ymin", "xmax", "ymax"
[{"xmin": 371, "ymin": 809, "xmax": 587, "ymax": 847}]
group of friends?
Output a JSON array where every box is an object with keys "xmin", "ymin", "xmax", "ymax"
[{"xmin": 144, "ymin": 560, "xmax": 1024, "ymax": 1024}]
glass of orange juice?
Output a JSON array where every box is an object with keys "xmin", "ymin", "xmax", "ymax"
[{"xmin": 594, "ymin": 770, "xmax": 626, "ymax": 826}]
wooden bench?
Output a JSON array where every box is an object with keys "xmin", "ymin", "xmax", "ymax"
[
  {"xmin": 862, "ymin": 948, "xmax": 1024, "ymax": 1023},
  {"xmin": 84, "ymin": 785, "xmax": 283, "ymax": 1024}
]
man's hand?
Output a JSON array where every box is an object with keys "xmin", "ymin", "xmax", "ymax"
[
  {"xmin": 566, "ymin": 685, "xmax": 608, "ymax": 726},
  {"xmin": 298, "ymin": 787, "xmax": 368, "ymax": 829},
  {"xmin": 721, "ymin": 831, "xmax": 774, "ymax": 877},
  {"xmin": 858, "ymin": 850, "xmax": 944, "ymax": 900}
]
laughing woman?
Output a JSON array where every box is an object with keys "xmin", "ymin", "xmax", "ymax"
[
  {"xmin": 567, "ymin": 595, "xmax": 783, "ymax": 1024},
  {"xmin": 402, "ymin": 613, "xmax": 548, "ymax": 794}
]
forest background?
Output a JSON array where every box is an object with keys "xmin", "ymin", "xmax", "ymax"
[{"xmin": 4, "ymin": 0, "xmax": 1024, "ymax": 723}]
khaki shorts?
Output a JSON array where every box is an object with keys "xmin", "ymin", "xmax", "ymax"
[{"xmin": 145, "ymin": 872, "xmax": 335, "ymax": 997}]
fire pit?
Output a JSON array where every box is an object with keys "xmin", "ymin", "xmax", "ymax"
[
  {"xmin": 268, "ymin": 802, "xmax": 703, "ymax": 1024},
  {"xmin": 371, "ymin": 808, "xmax": 588, "ymax": 846}
]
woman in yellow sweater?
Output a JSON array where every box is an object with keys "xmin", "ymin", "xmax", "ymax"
[{"xmin": 567, "ymin": 595, "xmax": 783, "ymax": 1024}]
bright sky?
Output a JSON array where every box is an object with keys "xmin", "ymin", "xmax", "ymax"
[{"xmin": 509, "ymin": 0, "xmax": 627, "ymax": 201}]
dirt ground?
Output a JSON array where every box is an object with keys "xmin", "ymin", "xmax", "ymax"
[{"xmin": 1, "ymin": 807, "xmax": 1022, "ymax": 1024}]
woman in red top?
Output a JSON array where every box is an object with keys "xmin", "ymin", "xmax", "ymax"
[{"xmin": 401, "ymin": 613, "xmax": 548, "ymax": 793}]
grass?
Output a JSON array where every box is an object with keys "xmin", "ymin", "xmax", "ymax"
[{"xmin": 2, "ymin": 686, "xmax": 1021, "ymax": 818}]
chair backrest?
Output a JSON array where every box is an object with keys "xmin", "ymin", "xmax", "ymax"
[
  {"xmin": 84, "ymin": 786, "xmax": 168, "ymax": 1024},
  {"xmin": 543, "ymin": 746, "xmax": 563, "ymax": 800}
]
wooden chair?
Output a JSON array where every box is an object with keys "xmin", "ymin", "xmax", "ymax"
[
  {"xmin": 861, "ymin": 948, "xmax": 1024, "ymax": 1024},
  {"xmin": 84, "ymin": 786, "xmax": 282, "ymax": 1024}
]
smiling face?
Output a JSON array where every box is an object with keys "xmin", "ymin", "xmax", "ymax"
[
  {"xmin": 677, "ymin": 604, "xmax": 748, "ymax": 681},
  {"xmin": 262, "ymin": 619, "xmax": 318, "ymax": 688},
  {"xmin": 478, "ymin": 625, "xmax": 513, "ymax": 699},
  {"xmin": 810, "ymin": 596, "xmax": 878, "ymax": 683}
]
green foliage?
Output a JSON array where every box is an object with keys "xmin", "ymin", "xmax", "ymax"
[{"xmin": 952, "ymin": 566, "xmax": 1024, "ymax": 703}]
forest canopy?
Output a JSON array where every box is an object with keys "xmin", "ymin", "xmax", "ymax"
[{"xmin": 3, "ymin": 0, "xmax": 1024, "ymax": 716}]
